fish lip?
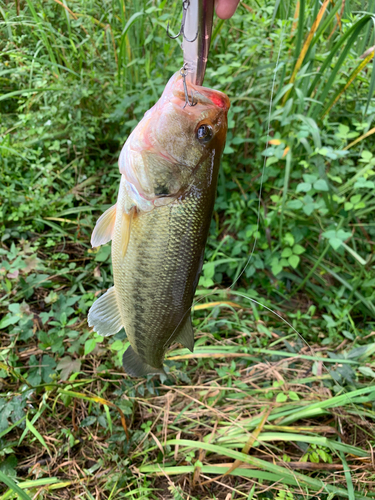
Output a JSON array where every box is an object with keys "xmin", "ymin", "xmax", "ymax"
[
  {"xmin": 170, "ymin": 77, "xmax": 230, "ymax": 111},
  {"xmin": 171, "ymin": 91, "xmax": 230, "ymax": 111}
]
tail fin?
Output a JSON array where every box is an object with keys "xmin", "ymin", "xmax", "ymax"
[{"xmin": 122, "ymin": 345, "xmax": 166, "ymax": 377}]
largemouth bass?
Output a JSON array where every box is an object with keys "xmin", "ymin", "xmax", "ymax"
[{"xmin": 88, "ymin": 71, "xmax": 229, "ymax": 376}]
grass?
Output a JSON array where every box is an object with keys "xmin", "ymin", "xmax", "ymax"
[{"xmin": 1, "ymin": 0, "xmax": 375, "ymax": 498}]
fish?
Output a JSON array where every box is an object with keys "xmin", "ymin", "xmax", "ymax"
[{"xmin": 87, "ymin": 71, "xmax": 230, "ymax": 377}]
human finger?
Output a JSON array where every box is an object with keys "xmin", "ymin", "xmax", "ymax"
[{"xmin": 215, "ymin": 0, "xmax": 240, "ymax": 19}]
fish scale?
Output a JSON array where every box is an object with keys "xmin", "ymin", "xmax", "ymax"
[
  {"xmin": 116, "ymin": 185, "xmax": 213, "ymax": 370},
  {"xmin": 87, "ymin": 71, "xmax": 229, "ymax": 376}
]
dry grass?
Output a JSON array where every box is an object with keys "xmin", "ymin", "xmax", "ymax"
[{"xmin": 2, "ymin": 309, "xmax": 375, "ymax": 499}]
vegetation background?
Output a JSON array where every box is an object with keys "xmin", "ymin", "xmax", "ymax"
[{"xmin": 1, "ymin": 0, "xmax": 375, "ymax": 498}]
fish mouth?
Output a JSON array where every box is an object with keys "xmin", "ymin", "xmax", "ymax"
[
  {"xmin": 170, "ymin": 75, "xmax": 230, "ymax": 111},
  {"xmin": 172, "ymin": 89, "xmax": 230, "ymax": 111}
]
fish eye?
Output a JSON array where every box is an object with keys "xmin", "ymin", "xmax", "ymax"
[{"xmin": 196, "ymin": 124, "xmax": 213, "ymax": 143}]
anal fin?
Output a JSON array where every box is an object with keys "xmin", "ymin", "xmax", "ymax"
[
  {"xmin": 87, "ymin": 286, "xmax": 123, "ymax": 337},
  {"xmin": 122, "ymin": 345, "xmax": 166, "ymax": 377},
  {"xmin": 174, "ymin": 315, "xmax": 195, "ymax": 352},
  {"xmin": 91, "ymin": 204, "xmax": 117, "ymax": 247}
]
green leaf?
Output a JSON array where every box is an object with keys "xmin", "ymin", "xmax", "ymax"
[
  {"xmin": 358, "ymin": 366, "xmax": 375, "ymax": 378},
  {"xmin": 0, "ymin": 455, "xmax": 18, "ymax": 478},
  {"xmin": 361, "ymin": 150, "xmax": 373, "ymax": 161},
  {"xmin": 288, "ymin": 391, "xmax": 300, "ymax": 401},
  {"xmin": 322, "ymin": 230, "xmax": 352, "ymax": 250},
  {"xmin": 329, "ymin": 238, "xmax": 342, "ymax": 250},
  {"xmin": 271, "ymin": 262, "xmax": 283, "ymax": 276},
  {"xmin": 56, "ymin": 356, "xmax": 81, "ymax": 381},
  {"xmin": 81, "ymin": 416, "xmax": 97, "ymax": 427},
  {"xmin": 302, "ymin": 195, "xmax": 315, "ymax": 215},
  {"xmin": 350, "ymin": 194, "xmax": 361, "ymax": 204},
  {"xmin": 0, "ymin": 313, "xmax": 22, "ymax": 329},
  {"xmin": 288, "ymin": 255, "xmax": 300, "ymax": 269},
  {"xmin": 203, "ymin": 262, "xmax": 215, "ymax": 279},
  {"xmin": 284, "ymin": 233, "xmax": 294, "ymax": 246},
  {"xmin": 84, "ymin": 338, "xmax": 98, "ymax": 356},
  {"xmin": 354, "ymin": 177, "xmax": 375, "ymax": 189},
  {"xmin": 276, "ymin": 393, "xmax": 288, "ymax": 403},
  {"xmin": 281, "ymin": 247, "xmax": 293, "ymax": 258},
  {"xmin": 286, "ymin": 200, "xmax": 303, "ymax": 209},
  {"xmin": 302, "ymin": 174, "xmax": 318, "ymax": 184},
  {"xmin": 296, "ymin": 182, "xmax": 311, "ymax": 193},
  {"xmin": 293, "ymin": 244, "xmax": 305, "ymax": 255},
  {"xmin": 95, "ymin": 245, "xmax": 111, "ymax": 262},
  {"xmin": 110, "ymin": 340, "xmax": 124, "ymax": 351},
  {"xmin": 27, "ymin": 355, "xmax": 41, "ymax": 386},
  {"xmin": 323, "ymin": 314, "xmax": 337, "ymax": 328},
  {"xmin": 41, "ymin": 355, "xmax": 56, "ymax": 384},
  {"xmin": 313, "ymin": 179, "xmax": 329, "ymax": 191}
]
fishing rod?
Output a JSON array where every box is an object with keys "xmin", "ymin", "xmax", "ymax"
[{"xmin": 167, "ymin": 0, "xmax": 215, "ymax": 86}]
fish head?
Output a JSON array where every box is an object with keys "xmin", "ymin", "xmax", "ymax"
[
  {"xmin": 119, "ymin": 71, "xmax": 230, "ymax": 205},
  {"xmin": 153, "ymin": 71, "xmax": 230, "ymax": 169}
]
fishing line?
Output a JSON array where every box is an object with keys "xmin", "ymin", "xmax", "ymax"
[
  {"xmin": 166, "ymin": 3, "xmax": 338, "ymax": 391},
  {"xmin": 165, "ymin": 6, "xmax": 361, "ymax": 423},
  {"xmin": 186, "ymin": 8, "xmax": 290, "ymax": 304},
  {"xmin": 165, "ymin": 5, "xmax": 292, "ymax": 346},
  {"xmin": 225, "ymin": 15, "xmax": 286, "ymax": 289},
  {"xmin": 197, "ymin": 5, "xmax": 290, "ymax": 302}
]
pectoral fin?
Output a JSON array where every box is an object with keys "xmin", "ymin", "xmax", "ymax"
[
  {"xmin": 122, "ymin": 345, "xmax": 166, "ymax": 377},
  {"xmin": 121, "ymin": 207, "xmax": 135, "ymax": 259},
  {"xmin": 91, "ymin": 204, "xmax": 117, "ymax": 247},
  {"xmin": 87, "ymin": 286, "xmax": 123, "ymax": 337},
  {"xmin": 174, "ymin": 315, "xmax": 195, "ymax": 352}
]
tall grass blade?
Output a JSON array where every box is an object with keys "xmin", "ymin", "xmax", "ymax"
[
  {"xmin": 339, "ymin": 447, "xmax": 356, "ymax": 500},
  {"xmin": 282, "ymin": 0, "xmax": 330, "ymax": 104},
  {"xmin": 58, "ymin": 389, "xmax": 129, "ymax": 438},
  {"xmin": 318, "ymin": 262, "xmax": 375, "ymax": 316},
  {"xmin": 293, "ymin": 0, "xmax": 305, "ymax": 61},
  {"xmin": 308, "ymin": 16, "xmax": 373, "ymax": 116},
  {"xmin": 118, "ymin": 10, "xmax": 144, "ymax": 85},
  {"xmin": 24, "ymin": 0, "xmax": 60, "ymax": 76},
  {"xmin": 0, "ymin": 5, "xmax": 13, "ymax": 40},
  {"xmin": 201, "ymin": 408, "xmax": 271, "ymax": 485},
  {"xmin": 25, "ymin": 417, "xmax": 51, "ymax": 456},
  {"xmin": 0, "ymin": 471, "xmax": 32, "ymax": 500},
  {"xmin": 0, "ymin": 417, "xmax": 26, "ymax": 439},
  {"xmin": 217, "ymin": 432, "xmax": 370, "ymax": 458},
  {"xmin": 322, "ymin": 49, "xmax": 375, "ymax": 117},
  {"xmin": 365, "ymin": 22, "xmax": 375, "ymax": 113},
  {"xmin": 344, "ymin": 125, "xmax": 375, "ymax": 150},
  {"xmin": 307, "ymin": 0, "xmax": 341, "ymax": 54},
  {"xmin": 163, "ymin": 440, "xmax": 367, "ymax": 499}
]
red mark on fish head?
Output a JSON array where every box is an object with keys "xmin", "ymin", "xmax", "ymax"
[
  {"xmin": 203, "ymin": 89, "xmax": 230, "ymax": 110},
  {"xmin": 211, "ymin": 93, "xmax": 229, "ymax": 109}
]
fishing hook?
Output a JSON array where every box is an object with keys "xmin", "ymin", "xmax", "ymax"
[
  {"xmin": 167, "ymin": 0, "xmax": 198, "ymax": 43},
  {"xmin": 180, "ymin": 64, "xmax": 196, "ymax": 108}
]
